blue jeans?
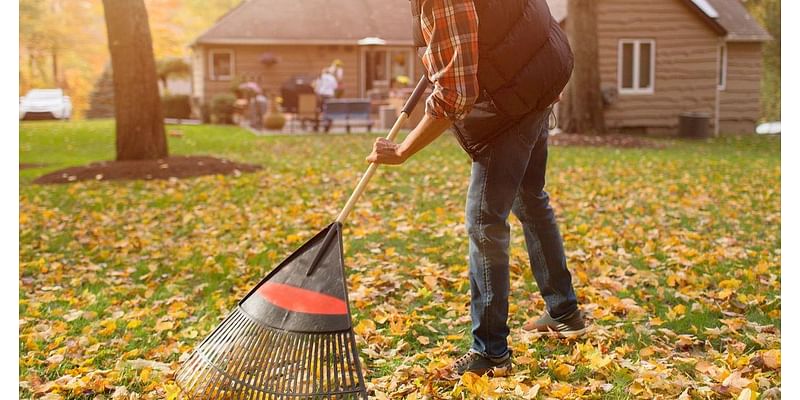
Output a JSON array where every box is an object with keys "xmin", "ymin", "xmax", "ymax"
[{"xmin": 466, "ymin": 108, "xmax": 578, "ymax": 358}]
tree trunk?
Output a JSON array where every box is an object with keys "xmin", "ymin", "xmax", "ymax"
[
  {"xmin": 565, "ymin": 0, "xmax": 605, "ymax": 134},
  {"xmin": 101, "ymin": 0, "xmax": 167, "ymax": 160}
]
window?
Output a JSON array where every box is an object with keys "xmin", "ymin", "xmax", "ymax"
[
  {"xmin": 618, "ymin": 39, "xmax": 655, "ymax": 94},
  {"xmin": 718, "ymin": 44, "xmax": 727, "ymax": 90},
  {"xmin": 365, "ymin": 50, "xmax": 388, "ymax": 92},
  {"xmin": 209, "ymin": 50, "xmax": 234, "ymax": 81}
]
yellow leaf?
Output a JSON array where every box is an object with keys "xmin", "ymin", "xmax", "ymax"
[
  {"xmin": 139, "ymin": 367, "xmax": 152, "ymax": 383},
  {"xmin": 163, "ymin": 384, "xmax": 181, "ymax": 400},
  {"xmin": 553, "ymin": 363, "xmax": 574, "ymax": 380},
  {"xmin": 550, "ymin": 382, "xmax": 573, "ymax": 397},
  {"xmin": 586, "ymin": 350, "xmax": 612, "ymax": 370},
  {"xmin": 99, "ymin": 320, "xmax": 117, "ymax": 336},
  {"xmin": 123, "ymin": 349, "xmax": 140, "ymax": 359},
  {"xmin": 762, "ymin": 349, "xmax": 781, "ymax": 370},
  {"xmin": 460, "ymin": 372, "xmax": 496, "ymax": 397},
  {"xmin": 155, "ymin": 320, "xmax": 174, "ymax": 333},
  {"xmin": 738, "ymin": 388, "xmax": 756, "ymax": 400},
  {"xmin": 719, "ymin": 279, "xmax": 742, "ymax": 289},
  {"xmin": 25, "ymin": 335, "xmax": 39, "ymax": 351},
  {"xmin": 388, "ymin": 316, "xmax": 409, "ymax": 336},
  {"xmin": 667, "ymin": 304, "xmax": 687, "ymax": 319},
  {"xmin": 286, "ymin": 234, "xmax": 301, "ymax": 244},
  {"xmin": 717, "ymin": 288, "xmax": 734, "ymax": 300},
  {"xmin": 354, "ymin": 319, "xmax": 376, "ymax": 337},
  {"xmin": 666, "ymin": 275, "xmax": 678, "ymax": 287},
  {"xmin": 126, "ymin": 319, "xmax": 142, "ymax": 329}
]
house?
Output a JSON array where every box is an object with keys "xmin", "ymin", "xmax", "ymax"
[
  {"xmin": 192, "ymin": 0, "xmax": 770, "ymax": 135},
  {"xmin": 549, "ymin": 0, "xmax": 771, "ymax": 135},
  {"xmin": 190, "ymin": 0, "xmax": 422, "ymax": 111}
]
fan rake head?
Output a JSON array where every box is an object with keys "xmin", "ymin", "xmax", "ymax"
[
  {"xmin": 175, "ymin": 223, "xmax": 367, "ymax": 399},
  {"xmin": 175, "ymin": 307, "xmax": 365, "ymax": 399}
]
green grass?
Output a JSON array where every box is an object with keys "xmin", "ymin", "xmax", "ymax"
[{"xmin": 19, "ymin": 120, "xmax": 781, "ymax": 399}]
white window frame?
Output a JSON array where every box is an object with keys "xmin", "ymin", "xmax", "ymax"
[
  {"xmin": 618, "ymin": 39, "xmax": 656, "ymax": 95},
  {"xmin": 718, "ymin": 43, "xmax": 727, "ymax": 91},
  {"xmin": 209, "ymin": 49, "xmax": 235, "ymax": 81}
]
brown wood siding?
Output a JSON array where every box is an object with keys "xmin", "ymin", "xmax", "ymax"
[
  {"xmin": 719, "ymin": 42, "xmax": 763, "ymax": 134},
  {"xmin": 200, "ymin": 44, "xmax": 361, "ymax": 102},
  {"xmin": 597, "ymin": 0, "xmax": 721, "ymax": 134}
]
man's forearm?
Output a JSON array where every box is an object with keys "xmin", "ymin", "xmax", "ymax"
[{"xmin": 398, "ymin": 114, "xmax": 453, "ymax": 161}]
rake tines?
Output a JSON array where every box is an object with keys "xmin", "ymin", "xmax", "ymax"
[
  {"xmin": 177, "ymin": 307, "xmax": 366, "ymax": 399},
  {"xmin": 176, "ymin": 223, "xmax": 367, "ymax": 399}
]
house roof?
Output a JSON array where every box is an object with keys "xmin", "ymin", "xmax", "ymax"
[
  {"xmin": 545, "ymin": 0, "xmax": 770, "ymax": 42},
  {"xmin": 704, "ymin": 0, "xmax": 771, "ymax": 42},
  {"xmin": 194, "ymin": 0, "xmax": 414, "ymax": 46},
  {"xmin": 196, "ymin": 0, "xmax": 769, "ymax": 46}
]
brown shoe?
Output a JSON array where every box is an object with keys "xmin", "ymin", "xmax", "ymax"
[
  {"xmin": 524, "ymin": 309, "xmax": 587, "ymax": 338},
  {"xmin": 451, "ymin": 350, "xmax": 512, "ymax": 377}
]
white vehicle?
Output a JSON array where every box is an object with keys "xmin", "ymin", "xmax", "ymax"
[
  {"xmin": 19, "ymin": 89, "xmax": 72, "ymax": 120},
  {"xmin": 756, "ymin": 121, "xmax": 781, "ymax": 135}
]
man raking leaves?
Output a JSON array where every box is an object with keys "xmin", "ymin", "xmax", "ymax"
[{"xmin": 366, "ymin": 0, "xmax": 586, "ymax": 377}]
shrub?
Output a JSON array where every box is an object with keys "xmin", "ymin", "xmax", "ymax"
[
  {"xmin": 161, "ymin": 94, "xmax": 192, "ymax": 119},
  {"xmin": 210, "ymin": 93, "xmax": 237, "ymax": 124},
  {"xmin": 200, "ymin": 101, "xmax": 211, "ymax": 124},
  {"xmin": 263, "ymin": 113, "xmax": 286, "ymax": 130}
]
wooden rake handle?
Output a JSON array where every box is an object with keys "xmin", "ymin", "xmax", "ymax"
[
  {"xmin": 305, "ymin": 76, "xmax": 429, "ymax": 276},
  {"xmin": 334, "ymin": 75, "xmax": 430, "ymax": 224}
]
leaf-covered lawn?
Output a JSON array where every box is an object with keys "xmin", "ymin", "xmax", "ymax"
[{"xmin": 20, "ymin": 120, "xmax": 780, "ymax": 399}]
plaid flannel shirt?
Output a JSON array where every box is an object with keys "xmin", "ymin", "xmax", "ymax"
[{"xmin": 418, "ymin": 0, "xmax": 480, "ymax": 121}]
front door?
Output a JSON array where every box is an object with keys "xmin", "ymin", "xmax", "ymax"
[{"xmin": 360, "ymin": 48, "xmax": 415, "ymax": 97}]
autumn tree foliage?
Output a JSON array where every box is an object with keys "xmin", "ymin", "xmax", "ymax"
[
  {"xmin": 19, "ymin": 0, "xmax": 240, "ymax": 118},
  {"xmin": 19, "ymin": 0, "xmax": 107, "ymax": 116},
  {"xmin": 744, "ymin": 0, "xmax": 780, "ymax": 121},
  {"xmin": 101, "ymin": 0, "xmax": 167, "ymax": 160},
  {"xmin": 563, "ymin": 0, "xmax": 606, "ymax": 135}
]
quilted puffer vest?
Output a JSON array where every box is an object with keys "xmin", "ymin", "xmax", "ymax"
[{"xmin": 411, "ymin": 0, "xmax": 573, "ymax": 158}]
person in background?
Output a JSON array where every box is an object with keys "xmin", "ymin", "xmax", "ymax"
[
  {"xmin": 326, "ymin": 59, "xmax": 345, "ymax": 97},
  {"xmin": 314, "ymin": 68, "xmax": 338, "ymax": 112}
]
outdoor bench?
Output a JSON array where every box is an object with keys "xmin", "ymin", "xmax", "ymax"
[{"xmin": 321, "ymin": 99, "xmax": 373, "ymax": 133}]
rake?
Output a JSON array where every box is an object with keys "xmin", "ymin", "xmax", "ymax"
[{"xmin": 176, "ymin": 76, "xmax": 430, "ymax": 399}]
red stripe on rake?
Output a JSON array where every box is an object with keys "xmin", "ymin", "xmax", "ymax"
[{"xmin": 257, "ymin": 282, "xmax": 348, "ymax": 315}]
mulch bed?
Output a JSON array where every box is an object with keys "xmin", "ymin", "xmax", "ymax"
[
  {"xmin": 20, "ymin": 163, "xmax": 48, "ymax": 170},
  {"xmin": 33, "ymin": 156, "xmax": 262, "ymax": 185},
  {"xmin": 549, "ymin": 133, "xmax": 667, "ymax": 149}
]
